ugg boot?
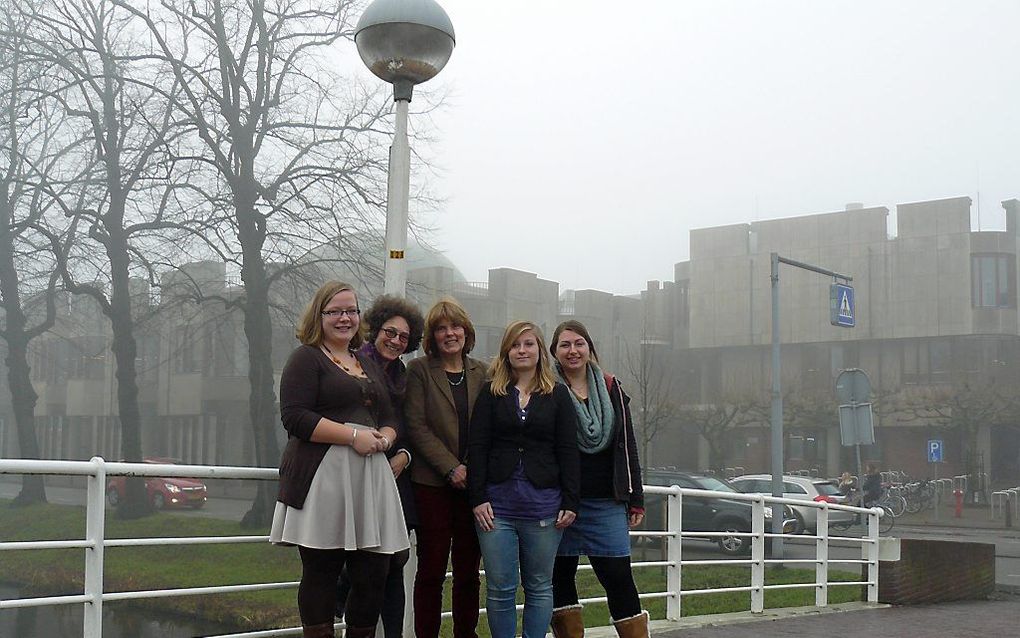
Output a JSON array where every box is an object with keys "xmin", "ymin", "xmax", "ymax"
[
  {"xmin": 302, "ymin": 621, "xmax": 336, "ymax": 638},
  {"xmin": 550, "ymin": 603, "xmax": 584, "ymax": 638},
  {"xmin": 342, "ymin": 625, "xmax": 376, "ymax": 638},
  {"xmin": 612, "ymin": 610, "xmax": 650, "ymax": 638}
]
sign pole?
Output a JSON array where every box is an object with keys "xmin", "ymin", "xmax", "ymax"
[
  {"xmin": 769, "ymin": 253, "xmax": 784, "ymax": 558},
  {"xmin": 771, "ymin": 254, "xmax": 853, "ymax": 559}
]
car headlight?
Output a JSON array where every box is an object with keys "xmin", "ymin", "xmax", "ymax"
[{"xmin": 165, "ymin": 483, "xmax": 181, "ymax": 493}]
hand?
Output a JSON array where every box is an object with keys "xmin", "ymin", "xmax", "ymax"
[
  {"xmin": 448, "ymin": 464, "xmax": 468, "ymax": 490},
  {"xmin": 555, "ymin": 509, "xmax": 576, "ymax": 529},
  {"xmin": 351, "ymin": 427, "xmax": 385, "ymax": 456},
  {"xmin": 473, "ymin": 502, "xmax": 495, "ymax": 532},
  {"xmin": 628, "ymin": 509, "xmax": 644, "ymax": 529},
  {"xmin": 389, "ymin": 452, "xmax": 409, "ymax": 478}
]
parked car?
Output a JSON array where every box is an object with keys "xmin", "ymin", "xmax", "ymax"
[
  {"xmin": 644, "ymin": 470, "xmax": 796, "ymax": 555},
  {"xmin": 106, "ymin": 457, "xmax": 208, "ymax": 510},
  {"xmin": 729, "ymin": 474, "xmax": 854, "ymax": 534}
]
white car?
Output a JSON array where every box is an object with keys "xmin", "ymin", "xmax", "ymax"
[{"xmin": 730, "ymin": 474, "xmax": 855, "ymax": 534}]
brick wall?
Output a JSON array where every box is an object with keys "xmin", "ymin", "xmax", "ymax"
[{"xmin": 871, "ymin": 539, "xmax": 995, "ymax": 604}]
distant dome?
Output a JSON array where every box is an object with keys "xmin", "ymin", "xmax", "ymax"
[{"xmin": 305, "ymin": 232, "xmax": 468, "ymax": 284}]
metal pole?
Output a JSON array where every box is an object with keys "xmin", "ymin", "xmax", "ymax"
[
  {"xmin": 665, "ymin": 487, "xmax": 682, "ymax": 621},
  {"xmin": 84, "ymin": 456, "xmax": 107, "ymax": 638},
  {"xmin": 770, "ymin": 252, "xmax": 784, "ymax": 558},
  {"xmin": 383, "ymin": 97, "xmax": 411, "ymax": 297}
]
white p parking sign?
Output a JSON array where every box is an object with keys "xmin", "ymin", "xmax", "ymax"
[{"xmin": 927, "ymin": 439, "xmax": 943, "ymax": 463}]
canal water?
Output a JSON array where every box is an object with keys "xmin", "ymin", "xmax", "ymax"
[{"xmin": 0, "ymin": 583, "xmax": 241, "ymax": 637}]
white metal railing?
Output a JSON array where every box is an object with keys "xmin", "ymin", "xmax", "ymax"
[{"xmin": 0, "ymin": 458, "xmax": 884, "ymax": 637}]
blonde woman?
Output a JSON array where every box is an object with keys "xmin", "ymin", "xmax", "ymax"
[
  {"xmin": 467, "ymin": 320, "xmax": 579, "ymax": 638},
  {"xmin": 270, "ymin": 281, "xmax": 408, "ymax": 638}
]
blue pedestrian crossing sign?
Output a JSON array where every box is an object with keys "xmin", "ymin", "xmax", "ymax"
[
  {"xmin": 830, "ymin": 283, "xmax": 855, "ymax": 328},
  {"xmin": 927, "ymin": 439, "xmax": 943, "ymax": 463}
]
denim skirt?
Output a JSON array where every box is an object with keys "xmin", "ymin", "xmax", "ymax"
[{"xmin": 557, "ymin": 498, "xmax": 630, "ymax": 557}]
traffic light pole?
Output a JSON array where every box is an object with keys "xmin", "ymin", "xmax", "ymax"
[{"xmin": 770, "ymin": 253, "xmax": 852, "ymax": 558}]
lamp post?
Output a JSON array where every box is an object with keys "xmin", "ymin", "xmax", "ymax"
[{"xmin": 355, "ymin": 0, "xmax": 455, "ymax": 297}]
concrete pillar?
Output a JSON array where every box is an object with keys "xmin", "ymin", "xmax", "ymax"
[
  {"xmin": 827, "ymin": 429, "xmax": 842, "ymax": 478},
  {"xmin": 697, "ymin": 435, "xmax": 710, "ymax": 471}
]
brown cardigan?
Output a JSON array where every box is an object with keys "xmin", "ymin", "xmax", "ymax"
[
  {"xmin": 404, "ymin": 354, "xmax": 487, "ymax": 487},
  {"xmin": 276, "ymin": 345, "xmax": 396, "ymax": 508}
]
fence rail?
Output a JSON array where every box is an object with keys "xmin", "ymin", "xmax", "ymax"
[{"xmin": 0, "ymin": 457, "xmax": 883, "ymax": 637}]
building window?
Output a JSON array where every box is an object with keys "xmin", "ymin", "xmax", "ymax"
[{"xmin": 971, "ymin": 254, "xmax": 1016, "ymax": 308}]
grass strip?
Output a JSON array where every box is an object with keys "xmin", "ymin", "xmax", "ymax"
[{"xmin": 0, "ymin": 500, "xmax": 862, "ymax": 635}]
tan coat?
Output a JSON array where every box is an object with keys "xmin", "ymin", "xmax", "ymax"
[{"xmin": 404, "ymin": 355, "xmax": 487, "ymax": 487}]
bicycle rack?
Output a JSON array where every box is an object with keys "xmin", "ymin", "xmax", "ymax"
[
  {"xmin": 935, "ymin": 478, "xmax": 954, "ymax": 500},
  {"xmin": 991, "ymin": 490, "xmax": 1010, "ymax": 519}
]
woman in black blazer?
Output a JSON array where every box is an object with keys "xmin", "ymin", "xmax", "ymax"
[{"xmin": 468, "ymin": 320, "xmax": 579, "ymax": 638}]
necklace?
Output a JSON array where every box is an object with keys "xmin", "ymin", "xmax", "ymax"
[
  {"xmin": 446, "ymin": 370, "xmax": 466, "ymax": 386},
  {"xmin": 322, "ymin": 343, "xmax": 360, "ymax": 374}
]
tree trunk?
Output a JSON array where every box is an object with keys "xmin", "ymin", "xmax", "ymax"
[
  {"xmin": 107, "ymin": 226, "xmax": 149, "ymax": 518},
  {"xmin": 0, "ymin": 185, "xmax": 47, "ymax": 505},
  {"xmin": 236, "ymin": 188, "xmax": 280, "ymax": 528}
]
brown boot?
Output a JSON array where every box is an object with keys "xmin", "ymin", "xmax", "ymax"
[
  {"xmin": 302, "ymin": 621, "xmax": 336, "ymax": 638},
  {"xmin": 613, "ymin": 610, "xmax": 650, "ymax": 638},
  {"xmin": 342, "ymin": 625, "xmax": 376, "ymax": 638},
  {"xmin": 550, "ymin": 603, "xmax": 584, "ymax": 638}
]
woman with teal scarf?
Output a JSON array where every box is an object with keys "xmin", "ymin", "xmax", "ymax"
[{"xmin": 548, "ymin": 320, "xmax": 647, "ymax": 638}]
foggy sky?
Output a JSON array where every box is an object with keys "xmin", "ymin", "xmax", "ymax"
[{"xmin": 357, "ymin": 1, "xmax": 1020, "ymax": 295}]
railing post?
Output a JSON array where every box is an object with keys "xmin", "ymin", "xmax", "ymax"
[
  {"xmin": 865, "ymin": 507, "xmax": 880, "ymax": 603},
  {"xmin": 665, "ymin": 487, "xmax": 682, "ymax": 621},
  {"xmin": 815, "ymin": 506, "xmax": 828, "ymax": 607},
  {"xmin": 750, "ymin": 497, "xmax": 765, "ymax": 613},
  {"xmin": 84, "ymin": 456, "xmax": 107, "ymax": 638}
]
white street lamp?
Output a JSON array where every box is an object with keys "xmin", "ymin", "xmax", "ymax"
[{"xmin": 355, "ymin": 0, "xmax": 455, "ymax": 297}]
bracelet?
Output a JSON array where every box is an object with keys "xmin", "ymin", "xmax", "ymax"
[{"xmin": 351, "ymin": 428, "xmax": 358, "ymax": 446}]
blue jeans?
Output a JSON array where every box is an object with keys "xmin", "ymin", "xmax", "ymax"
[{"xmin": 476, "ymin": 517, "xmax": 563, "ymax": 638}]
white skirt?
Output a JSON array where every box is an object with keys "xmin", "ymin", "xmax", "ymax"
[{"xmin": 269, "ymin": 438, "xmax": 409, "ymax": 553}]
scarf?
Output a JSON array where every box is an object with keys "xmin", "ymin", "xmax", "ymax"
[{"xmin": 556, "ymin": 361, "xmax": 614, "ymax": 454}]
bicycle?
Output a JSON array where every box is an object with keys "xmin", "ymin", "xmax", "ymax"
[{"xmin": 830, "ymin": 491, "xmax": 894, "ymax": 534}]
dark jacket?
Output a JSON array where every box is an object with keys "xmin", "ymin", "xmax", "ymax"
[
  {"xmin": 863, "ymin": 471, "xmax": 882, "ymax": 504},
  {"xmin": 467, "ymin": 381, "xmax": 580, "ymax": 512},
  {"xmin": 359, "ymin": 342, "xmax": 419, "ymax": 530},
  {"xmin": 605, "ymin": 374, "xmax": 644, "ymax": 509},
  {"xmin": 276, "ymin": 345, "xmax": 395, "ymax": 509}
]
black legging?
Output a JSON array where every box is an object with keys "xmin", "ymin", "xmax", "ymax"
[
  {"xmin": 337, "ymin": 549, "xmax": 411, "ymax": 637},
  {"xmin": 552, "ymin": 555, "xmax": 641, "ymax": 620},
  {"xmin": 298, "ymin": 546, "xmax": 406, "ymax": 627}
]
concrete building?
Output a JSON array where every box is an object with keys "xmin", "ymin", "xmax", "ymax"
[
  {"xmin": 643, "ymin": 196, "xmax": 1020, "ymax": 486},
  {"xmin": 2, "ymin": 195, "xmax": 1019, "ymax": 495}
]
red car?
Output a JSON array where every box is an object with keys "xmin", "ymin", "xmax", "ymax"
[{"xmin": 106, "ymin": 457, "xmax": 208, "ymax": 510}]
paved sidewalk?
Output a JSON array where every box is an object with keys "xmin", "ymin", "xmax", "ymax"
[
  {"xmin": 896, "ymin": 501, "xmax": 1020, "ymax": 534},
  {"xmin": 638, "ymin": 593, "xmax": 1018, "ymax": 638}
]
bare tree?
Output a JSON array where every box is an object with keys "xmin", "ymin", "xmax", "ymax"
[
  {"xmin": 677, "ymin": 394, "xmax": 767, "ymax": 472},
  {"xmin": 16, "ymin": 0, "xmax": 187, "ymax": 517},
  {"xmin": 622, "ymin": 339, "xmax": 677, "ymax": 466},
  {"xmin": 117, "ymin": 0, "xmax": 404, "ymax": 525},
  {"xmin": 0, "ymin": 8, "xmax": 72, "ymax": 504},
  {"xmin": 898, "ymin": 381, "xmax": 1019, "ymax": 480}
]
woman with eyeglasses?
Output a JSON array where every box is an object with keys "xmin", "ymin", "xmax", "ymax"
[
  {"xmin": 270, "ymin": 281, "xmax": 408, "ymax": 638},
  {"xmin": 547, "ymin": 320, "xmax": 646, "ymax": 638},
  {"xmin": 404, "ymin": 297, "xmax": 487, "ymax": 638},
  {"xmin": 334, "ymin": 295, "xmax": 425, "ymax": 637},
  {"xmin": 468, "ymin": 320, "xmax": 579, "ymax": 638}
]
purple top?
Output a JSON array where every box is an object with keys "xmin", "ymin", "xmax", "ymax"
[{"xmin": 487, "ymin": 387, "xmax": 561, "ymax": 520}]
